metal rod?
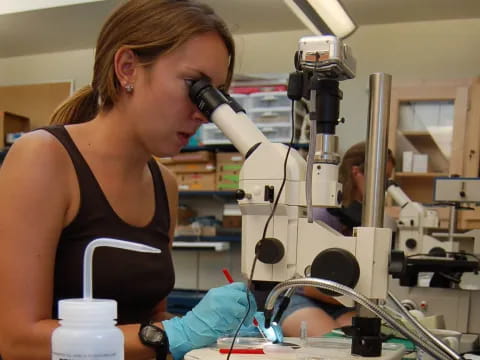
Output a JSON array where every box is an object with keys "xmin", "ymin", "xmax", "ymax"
[
  {"xmin": 362, "ymin": 73, "xmax": 392, "ymax": 228},
  {"xmin": 448, "ymin": 204, "xmax": 456, "ymax": 244},
  {"xmin": 263, "ymin": 278, "xmax": 454, "ymax": 360}
]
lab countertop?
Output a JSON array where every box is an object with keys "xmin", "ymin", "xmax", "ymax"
[{"xmin": 185, "ymin": 337, "xmax": 406, "ymax": 360}]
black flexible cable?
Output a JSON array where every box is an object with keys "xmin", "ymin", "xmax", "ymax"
[{"xmin": 227, "ymin": 99, "xmax": 296, "ymax": 359}]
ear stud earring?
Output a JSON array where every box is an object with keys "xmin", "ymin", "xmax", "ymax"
[{"xmin": 125, "ymin": 84, "xmax": 134, "ymax": 93}]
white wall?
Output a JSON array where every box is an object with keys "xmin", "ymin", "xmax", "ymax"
[
  {"xmin": 1, "ymin": 18, "xmax": 479, "ymax": 151},
  {"xmin": 234, "ymin": 18, "xmax": 480, "ymax": 151},
  {"xmin": 0, "ymin": 48, "xmax": 94, "ymax": 88}
]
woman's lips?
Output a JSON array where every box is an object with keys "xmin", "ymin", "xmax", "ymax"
[{"xmin": 177, "ymin": 132, "xmax": 191, "ymax": 146}]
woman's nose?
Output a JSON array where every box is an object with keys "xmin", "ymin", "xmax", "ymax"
[{"xmin": 193, "ymin": 109, "xmax": 209, "ymax": 124}]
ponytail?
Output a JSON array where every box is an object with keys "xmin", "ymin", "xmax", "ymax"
[{"xmin": 49, "ymin": 85, "xmax": 99, "ymax": 125}]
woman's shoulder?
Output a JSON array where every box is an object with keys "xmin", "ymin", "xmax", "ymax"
[{"xmin": 1, "ymin": 129, "xmax": 72, "ymax": 181}]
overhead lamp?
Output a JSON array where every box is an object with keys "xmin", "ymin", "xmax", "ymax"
[{"xmin": 284, "ymin": 0, "xmax": 357, "ymax": 39}]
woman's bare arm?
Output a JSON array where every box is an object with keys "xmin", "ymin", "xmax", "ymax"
[
  {"xmin": 0, "ymin": 132, "xmax": 74, "ymax": 359},
  {"xmin": 0, "ymin": 133, "xmax": 159, "ymax": 360}
]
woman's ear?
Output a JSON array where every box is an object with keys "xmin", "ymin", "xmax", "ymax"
[
  {"xmin": 114, "ymin": 47, "xmax": 138, "ymax": 90},
  {"xmin": 351, "ymin": 165, "xmax": 362, "ymax": 178},
  {"xmin": 351, "ymin": 165, "xmax": 366, "ymax": 200}
]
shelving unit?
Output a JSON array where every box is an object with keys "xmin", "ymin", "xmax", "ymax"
[
  {"xmin": 395, "ymin": 172, "xmax": 448, "ymax": 178},
  {"xmin": 173, "ymin": 178, "xmax": 243, "ymax": 292},
  {"xmin": 0, "ymin": 111, "xmax": 30, "ymax": 147},
  {"xmin": 387, "ymin": 78, "xmax": 480, "ymax": 229},
  {"xmin": 180, "ymin": 142, "xmax": 308, "ymax": 153},
  {"xmin": 172, "ymin": 241, "xmax": 231, "ymax": 251},
  {"xmin": 174, "ymin": 234, "xmax": 240, "ymax": 243},
  {"xmin": 179, "ymin": 190, "xmax": 237, "ymax": 199}
]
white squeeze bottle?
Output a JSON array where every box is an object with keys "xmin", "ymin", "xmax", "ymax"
[{"xmin": 51, "ymin": 238, "xmax": 161, "ymax": 360}]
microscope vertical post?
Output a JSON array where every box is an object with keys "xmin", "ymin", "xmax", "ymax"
[
  {"xmin": 363, "ymin": 73, "xmax": 392, "ymax": 228},
  {"xmin": 351, "ymin": 73, "xmax": 392, "ymax": 357}
]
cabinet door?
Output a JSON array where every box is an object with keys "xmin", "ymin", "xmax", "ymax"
[{"xmin": 388, "ymin": 80, "xmax": 475, "ymax": 204}]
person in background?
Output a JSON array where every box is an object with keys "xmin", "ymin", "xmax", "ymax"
[
  {"xmin": 0, "ymin": 1, "xmax": 259, "ymax": 360},
  {"xmin": 280, "ymin": 141, "xmax": 396, "ymax": 337}
]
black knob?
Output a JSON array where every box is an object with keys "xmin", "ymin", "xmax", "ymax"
[
  {"xmin": 337, "ymin": 190, "xmax": 343, "ymax": 205},
  {"xmin": 255, "ymin": 238, "xmax": 285, "ymax": 264},
  {"xmin": 311, "ymin": 248, "xmax": 360, "ymax": 296},
  {"xmin": 429, "ymin": 247, "xmax": 447, "ymax": 257},
  {"xmin": 405, "ymin": 238, "xmax": 417, "ymax": 249},
  {"xmin": 235, "ymin": 189, "xmax": 246, "ymax": 200},
  {"xmin": 389, "ymin": 250, "xmax": 406, "ymax": 277}
]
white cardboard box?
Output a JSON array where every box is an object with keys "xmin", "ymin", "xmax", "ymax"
[
  {"xmin": 412, "ymin": 154, "xmax": 428, "ymax": 173},
  {"xmin": 402, "ymin": 151, "xmax": 413, "ymax": 172}
]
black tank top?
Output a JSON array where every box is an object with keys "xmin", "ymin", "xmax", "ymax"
[{"xmin": 43, "ymin": 126, "xmax": 175, "ymax": 324}]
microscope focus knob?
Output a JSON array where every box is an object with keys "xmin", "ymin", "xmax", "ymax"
[
  {"xmin": 255, "ymin": 238, "xmax": 285, "ymax": 264},
  {"xmin": 235, "ymin": 189, "xmax": 252, "ymax": 200},
  {"xmin": 405, "ymin": 238, "xmax": 417, "ymax": 249},
  {"xmin": 389, "ymin": 250, "xmax": 406, "ymax": 277},
  {"xmin": 310, "ymin": 248, "xmax": 360, "ymax": 296}
]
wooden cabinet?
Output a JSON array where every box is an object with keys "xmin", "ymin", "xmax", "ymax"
[
  {"xmin": 0, "ymin": 111, "xmax": 30, "ymax": 148},
  {"xmin": 387, "ymin": 78, "xmax": 480, "ymax": 229}
]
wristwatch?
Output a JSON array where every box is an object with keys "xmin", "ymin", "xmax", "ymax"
[{"xmin": 139, "ymin": 321, "xmax": 169, "ymax": 360}]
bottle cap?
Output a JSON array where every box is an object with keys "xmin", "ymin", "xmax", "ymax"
[{"xmin": 58, "ymin": 298, "xmax": 117, "ymax": 321}]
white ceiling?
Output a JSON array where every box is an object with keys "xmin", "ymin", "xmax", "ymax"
[{"xmin": 1, "ymin": 0, "xmax": 480, "ymax": 58}]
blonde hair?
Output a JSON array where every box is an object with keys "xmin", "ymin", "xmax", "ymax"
[
  {"xmin": 339, "ymin": 142, "xmax": 395, "ymax": 206},
  {"xmin": 50, "ymin": 0, "xmax": 235, "ymax": 125}
]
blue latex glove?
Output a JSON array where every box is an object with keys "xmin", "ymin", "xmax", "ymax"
[
  {"xmin": 163, "ymin": 282, "xmax": 257, "ymax": 360},
  {"xmin": 238, "ymin": 311, "xmax": 284, "ymax": 343}
]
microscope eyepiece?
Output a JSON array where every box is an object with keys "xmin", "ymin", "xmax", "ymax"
[{"xmin": 187, "ymin": 78, "xmax": 229, "ymax": 120}]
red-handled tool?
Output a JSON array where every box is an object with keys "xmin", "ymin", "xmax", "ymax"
[
  {"xmin": 219, "ymin": 348, "xmax": 264, "ymax": 354},
  {"xmin": 221, "ymin": 268, "xmax": 267, "ymax": 339}
]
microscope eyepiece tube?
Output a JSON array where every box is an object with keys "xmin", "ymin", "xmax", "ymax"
[{"xmin": 188, "ymin": 78, "xmax": 229, "ymax": 119}]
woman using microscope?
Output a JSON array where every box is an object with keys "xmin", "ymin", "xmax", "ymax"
[{"xmin": 0, "ymin": 1, "xmax": 260, "ymax": 359}]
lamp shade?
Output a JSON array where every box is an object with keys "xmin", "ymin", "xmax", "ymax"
[{"xmin": 285, "ymin": 0, "xmax": 356, "ymax": 39}]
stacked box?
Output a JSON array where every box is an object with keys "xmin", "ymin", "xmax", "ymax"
[
  {"xmin": 216, "ymin": 152, "xmax": 243, "ymax": 190},
  {"xmin": 156, "ymin": 151, "xmax": 216, "ymax": 190},
  {"xmin": 223, "ymin": 204, "xmax": 242, "ymax": 229},
  {"xmin": 176, "ymin": 173, "xmax": 216, "ymax": 191}
]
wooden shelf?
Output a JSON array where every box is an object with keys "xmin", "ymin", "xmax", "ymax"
[
  {"xmin": 400, "ymin": 130, "xmax": 431, "ymax": 136},
  {"xmin": 174, "ymin": 235, "xmax": 240, "ymax": 242},
  {"xmin": 181, "ymin": 142, "xmax": 308, "ymax": 152},
  {"xmin": 0, "ymin": 111, "xmax": 30, "ymax": 147},
  {"xmin": 395, "ymin": 172, "xmax": 448, "ymax": 178},
  {"xmin": 179, "ymin": 190, "xmax": 236, "ymax": 197}
]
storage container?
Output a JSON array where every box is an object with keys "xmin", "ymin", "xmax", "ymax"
[
  {"xmin": 230, "ymin": 93, "xmax": 250, "ymax": 112},
  {"xmin": 258, "ymin": 124, "xmax": 292, "ymax": 143},
  {"xmin": 249, "ymin": 91, "xmax": 291, "ymax": 109},
  {"xmin": 199, "ymin": 123, "xmax": 230, "ymax": 145},
  {"xmin": 250, "ymin": 107, "xmax": 291, "ymax": 125}
]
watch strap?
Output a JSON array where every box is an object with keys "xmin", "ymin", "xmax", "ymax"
[{"xmin": 139, "ymin": 321, "xmax": 169, "ymax": 360}]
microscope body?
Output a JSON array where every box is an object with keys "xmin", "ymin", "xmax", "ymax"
[
  {"xmin": 396, "ymin": 201, "xmax": 440, "ymax": 256},
  {"xmin": 237, "ymin": 142, "xmax": 391, "ymax": 305},
  {"xmin": 386, "ymin": 182, "xmax": 464, "ymax": 257},
  {"xmin": 238, "ymin": 35, "xmax": 390, "ymax": 306},
  {"xmin": 189, "ymin": 34, "xmax": 392, "ymax": 308}
]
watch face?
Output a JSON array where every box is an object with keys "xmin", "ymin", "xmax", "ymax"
[{"xmin": 142, "ymin": 325, "xmax": 165, "ymax": 344}]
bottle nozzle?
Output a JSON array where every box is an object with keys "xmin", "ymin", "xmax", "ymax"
[{"xmin": 83, "ymin": 238, "xmax": 161, "ymax": 299}]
